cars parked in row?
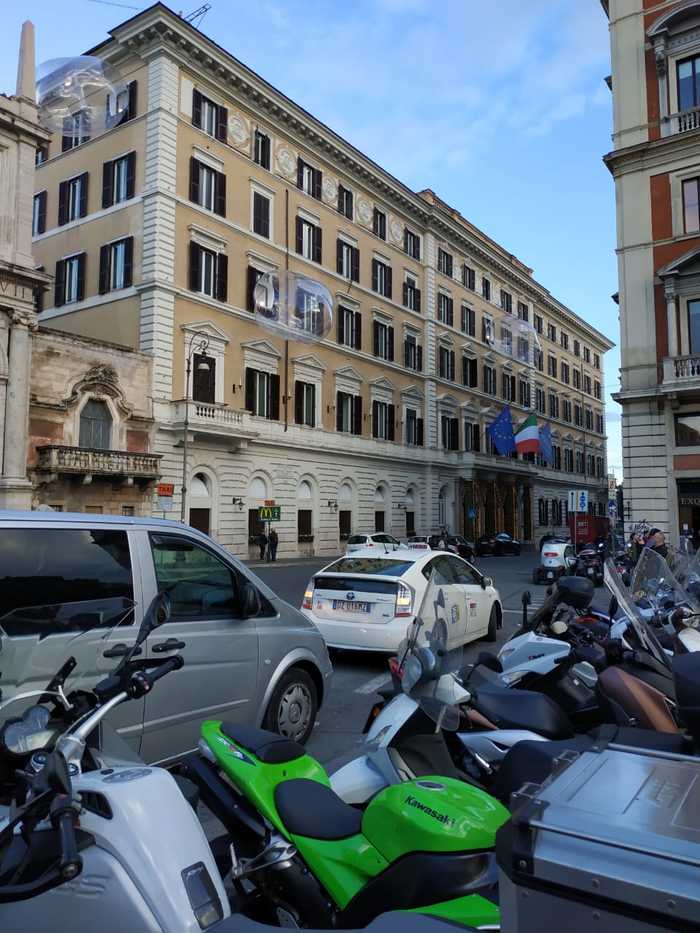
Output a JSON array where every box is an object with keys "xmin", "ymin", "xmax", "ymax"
[
  {"xmin": 0, "ymin": 510, "xmax": 333, "ymax": 760},
  {"xmin": 475, "ymin": 532, "xmax": 522, "ymax": 556},
  {"xmin": 345, "ymin": 532, "xmax": 402, "ymax": 552},
  {"xmin": 301, "ymin": 546, "xmax": 502, "ymax": 653}
]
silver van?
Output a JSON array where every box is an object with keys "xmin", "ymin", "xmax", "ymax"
[{"xmin": 0, "ymin": 511, "xmax": 332, "ymax": 763}]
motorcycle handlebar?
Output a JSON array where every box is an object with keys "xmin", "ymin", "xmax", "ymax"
[
  {"xmin": 51, "ymin": 797, "xmax": 82, "ymax": 882},
  {"xmin": 129, "ymin": 655, "xmax": 184, "ymax": 697}
]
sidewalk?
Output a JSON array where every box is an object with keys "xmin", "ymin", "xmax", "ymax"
[{"xmin": 244, "ymin": 554, "xmax": 341, "ymax": 569}]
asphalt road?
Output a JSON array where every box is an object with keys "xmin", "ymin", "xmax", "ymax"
[{"xmin": 252, "ymin": 550, "xmax": 548, "ymax": 770}]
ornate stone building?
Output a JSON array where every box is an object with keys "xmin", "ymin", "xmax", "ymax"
[{"xmin": 30, "ymin": 4, "xmax": 613, "ymax": 556}]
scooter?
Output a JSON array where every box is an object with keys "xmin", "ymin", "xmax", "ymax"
[
  {"xmin": 0, "ymin": 593, "xmax": 232, "ymax": 933},
  {"xmin": 186, "ymin": 575, "xmax": 507, "ymax": 931},
  {"xmin": 574, "ymin": 546, "xmax": 604, "ymax": 586}
]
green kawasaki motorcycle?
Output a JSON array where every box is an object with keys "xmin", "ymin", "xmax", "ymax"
[{"xmin": 185, "ymin": 575, "xmax": 508, "ymax": 930}]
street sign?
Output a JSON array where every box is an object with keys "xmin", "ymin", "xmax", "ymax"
[
  {"xmin": 259, "ymin": 506, "xmax": 281, "ymax": 521},
  {"xmin": 156, "ymin": 482, "xmax": 174, "ymax": 513},
  {"xmin": 264, "ymin": 499, "xmax": 276, "ymax": 507},
  {"xmin": 607, "ymin": 475, "xmax": 616, "ymax": 498},
  {"xmin": 608, "ymin": 500, "xmax": 617, "ymax": 518},
  {"xmin": 568, "ymin": 489, "xmax": 588, "ymax": 514}
]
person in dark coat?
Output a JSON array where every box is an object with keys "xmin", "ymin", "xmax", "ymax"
[
  {"xmin": 269, "ymin": 528, "xmax": 278, "ymax": 562},
  {"xmin": 257, "ymin": 530, "xmax": 268, "ymax": 561}
]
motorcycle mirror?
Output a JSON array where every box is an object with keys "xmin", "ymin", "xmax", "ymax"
[
  {"xmin": 42, "ymin": 750, "xmax": 71, "ymax": 796},
  {"xmin": 521, "ymin": 591, "xmax": 532, "ymax": 607}
]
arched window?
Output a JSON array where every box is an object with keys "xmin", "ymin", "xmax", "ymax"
[
  {"xmin": 298, "ymin": 480, "xmax": 313, "ymax": 500},
  {"xmin": 437, "ymin": 485, "xmax": 448, "ymax": 528},
  {"xmin": 79, "ymin": 399, "xmax": 112, "ymax": 450},
  {"xmin": 538, "ymin": 497, "xmax": 549, "ymax": 527}
]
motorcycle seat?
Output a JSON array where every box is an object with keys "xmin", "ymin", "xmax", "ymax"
[
  {"xmin": 274, "ymin": 778, "xmax": 363, "ymax": 840},
  {"xmin": 219, "ymin": 723, "xmax": 305, "ymax": 764},
  {"xmin": 473, "ymin": 685, "xmax": 574, "ymax": 740}
]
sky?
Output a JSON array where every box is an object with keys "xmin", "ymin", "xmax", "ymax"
[{"xmin": 0, "ymin": 0, "xmax": 623, "ymax": 479}]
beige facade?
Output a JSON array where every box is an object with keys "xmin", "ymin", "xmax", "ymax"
[
  {"xmin": 604, "ymin": 0, "xmax": 700, "ymax": 542},
  {"xmin": 32, "ymin": 6, "xmax": 612, "ymax": 556}
]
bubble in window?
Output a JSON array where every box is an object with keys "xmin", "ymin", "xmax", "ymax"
[{"xmin": 254, "ymin": 271, "xmax": 333, "ymax": 344}]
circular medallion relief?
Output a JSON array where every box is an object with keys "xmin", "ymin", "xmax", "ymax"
[
  {"xmin": 276, "ymin": 145, "xmax": 297, "ymax": 179},
  {"xmin": 356, "ymin": 197, "xmax": 372, "ymax": 225},
  {"xmin": 228, "ymin": 113, "xmax": 249, "ymax": 147},
  {"xmin": 322, "ymin": 176, "xmax": 338, "ymax": 203},
  {"xmin": 390, "ymin": 218, "xmax": 403, "ymax": 245}
]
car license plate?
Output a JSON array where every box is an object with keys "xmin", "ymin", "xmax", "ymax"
[
  {"xmin": 546, "ymin": 571, "xmax": 554, "ymax": 579},
  {"xmin": 332, "ymin": 599, "xmax": 370, "ymax": 613}
]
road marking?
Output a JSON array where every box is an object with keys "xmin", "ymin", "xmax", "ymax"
[
  {"xmin": 503, "ymin": 607, "xmax": 542, "ymax": 614},
  {"xmin": 355, "ymin": 673, "xmax": 391, "ymax": 694}
]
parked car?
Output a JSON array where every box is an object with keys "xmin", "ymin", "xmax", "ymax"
[
  {"xmin": 0, "ymin": 511, "xmax": 332, "ymax": 762},
  {"xmin": 447, "ymin": 535, "xmax": 476, "ymax": 560},
  {"xmin": 301, "ymin": 547, "xmax": 502, "ymax": 652},
  {"xmin": 406, "ymin": 535, "xmax": 431, "ymax": 550},
  {"xmin": 346, "ymin": 532, "xmax": 401, "ymax": 553},
  {"xmin": 476, "ymin": 532, "xmax": 521, "ymax": 556},
  {"xmin": 533, "ymin": 539, "xmax": 576, "ymax": 583}
]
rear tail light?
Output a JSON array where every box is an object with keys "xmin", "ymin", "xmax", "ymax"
[
  {"xmin": 302, "ymin": 578, "xmax": 314, "ymax": 610},
  {"xmin": 389, "ymin": 656, "xmax": 401, "ymax": 676},
  {"xmin": 543, "ymin": 551, "xmax": 558, "ymax": 558},
  {"xmin": 395, "ymin": 582, "xmax": 413, "ymax": 618}
]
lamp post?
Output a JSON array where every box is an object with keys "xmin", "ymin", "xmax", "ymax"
[{"xmin": 180, "ymin": 331, "xmax": 210, "ymax": 523}]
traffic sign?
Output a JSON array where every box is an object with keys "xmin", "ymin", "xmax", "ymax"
[
  {"xmin": 608, "ymin": 500, "xmax": 617, "ymax": 518},
  {"xmin": 259, "ymin": 506, "xmax": 281, "ymax": 521},
  {"xmin": 156, "ymin": 482, "xmax": 174, "ymax": 513},
  {"xmin": 568, "ymin": 489, "xmax": 588, "ymax": 514}
]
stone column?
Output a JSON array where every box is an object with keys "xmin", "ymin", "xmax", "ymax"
[
  {"xmin": 666, "ymin": 285, "xmax": 678, "ymax": 359},
  {"xmin": 0, "ymin": 312, "xmax": 34, "ymax": 508}
]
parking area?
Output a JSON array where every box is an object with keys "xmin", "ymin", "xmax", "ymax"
[{"xmin": 252, "ymin": 549, "xmax": 552, "ymax": 769}]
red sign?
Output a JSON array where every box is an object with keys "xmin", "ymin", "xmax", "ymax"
[
  {"xmin": 157, "ymin": 483, "xmax": 175, "ymax": 498},
  {"xmin": 264, "ymin": 499, "xmax": 276, "ymax": 507}
]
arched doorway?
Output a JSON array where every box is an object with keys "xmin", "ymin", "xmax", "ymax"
[
  {"xmin": 503, "ymin": 486, "xmax": 516, "ymax": 537},
  {"xmin": 437, "ymin": 484, "xmax": 449, "ymax": 531},
  {"xmin": 189, "ymin": 472, "xmax": 211, "ymax": 535},
  {"xmin": 298, "ymin": 478, "xmax": 315, "ymax": 556},
  {"xmin": 374, "ymin": 483, "xmax": 388, "ymax": 532},
  {"xmin": 338, "ymin": 481, "xmax": 353, "ymax": 543},
  {"xmin": 405, "ymin": 486, "xmax": 418, "ymax": 537},
  {"xmin": 247, "ymin": 474, "xmax": 270, "ymax": 559},
  {"xmin": 484, "ymin": 483, "xmax": 496, "ymax": 535}
]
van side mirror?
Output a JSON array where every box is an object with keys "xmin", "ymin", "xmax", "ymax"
[{"xmin": 240, "ymin": 582, "xmax": 262, "ymax": 618}]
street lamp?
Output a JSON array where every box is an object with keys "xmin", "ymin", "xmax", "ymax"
[{"xmin": 180, "ymin": 331, "xmax": 210, "ymax": 523}]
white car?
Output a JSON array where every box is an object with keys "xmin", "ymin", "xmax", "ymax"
[
  {"xmin": 301, "ymin": 547, "xmax": 502, "ymax": 653},
  {"xmin": 345, "ymin": 532, "xmax": 401, "ymax": 553}
]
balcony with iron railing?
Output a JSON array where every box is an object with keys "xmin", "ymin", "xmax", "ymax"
[{"xmin": 36, "ymin": 446, "xmax": 162, "ymax": 483}]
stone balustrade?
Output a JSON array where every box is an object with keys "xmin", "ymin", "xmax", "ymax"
[
  {"xmin": 36, "ymin": 445, "xmax": 161, "ymax": 479},
  {"xmin": 663, "ymin": 354, "xmax": 700, "ymax": 383}
]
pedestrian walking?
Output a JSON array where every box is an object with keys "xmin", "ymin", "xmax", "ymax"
[
  {"xmin": 269, "ymin": 528, "xmax": 278, "ymax": 562},
  {"xmin": 257, "ymin": 530, "xmax": 268, "ymax": 561}
]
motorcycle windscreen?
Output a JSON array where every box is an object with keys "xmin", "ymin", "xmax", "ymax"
[{"xmin": 603, "ymin": 559, "xmax": 670, "ymax": 669}]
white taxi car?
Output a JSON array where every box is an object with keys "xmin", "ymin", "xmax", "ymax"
[{"xmin": 301, "ymin": 547, "xmax": 502, "ymax": 653}]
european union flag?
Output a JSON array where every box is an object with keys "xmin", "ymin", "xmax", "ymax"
[
  {"xmin": 487, "ymin": 407, "xmax": 516, "ymax": 456},
  {"xmin": 540, "ymin": 422, "xmax": 554, "ymax": 465}
]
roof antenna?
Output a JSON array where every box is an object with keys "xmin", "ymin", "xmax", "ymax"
[{"xmin": 183, "ymin": 2, "xmax": 211, "ymax": 28}]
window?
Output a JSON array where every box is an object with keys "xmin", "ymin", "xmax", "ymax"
[
  {"xmin": 584, "ymin": 347, "xmax": 591, "ymax": 364},
  {"xmin": 189, "ymin": 242, "xmax": 228, "ymax": 301},
  {"xmin": 586, "ymin": 454, "xmax": 595, "ymax": 476},
  {"xmin": 462, "ymin": 264, "xmax": 476, "ymax": 290},
  {"xmin": 461, "ymin": 305, "xmax": 475, "ymax": 336},
  {"xmin": 502, "ymin": 373, "xmax": 515, "ymax": 401},
  {"xmin": 538, "ymin": 498, "xmax": 549, "ymax": 526},
  {"xmin": 338, "ymin": 306, "xmax": 362, "ymax": 350},
  {"xmin": 336, "ymin": 391, "xmax": 362, "ymax": 435},
  {"xmin": 296, "ymin": 217, "xmax": 322, "ymax": 263},
  {"xmin": 253, "ymin": 191, "xmax": 270, "ymax": 238},
  {"xmin": 573, "ymin": 339, "xmax": 580, "ymax": 357},
  {"xmin": 584, "ymin": 375, "xmax": 592, "ymax": 395},
  {"xmin": 58, "ymin": 173, "xmax": 88, "ymax": 226},
  {"xmin": 99, "ymin": 237, "xmax": 133, "ymax": 294},
  {"xmin": 122, "ymin": 506, "xmax": 135, "ymax": 517},
  {"xmin": 561, "ymin": 361, "xmax": 570, "ymax": 384},
  {"xmin": 294, "ymin": 381, "xmax": 316, "ymax": 427},
  {"xmin": 678, "ymin": 55, "xmax": 700, "ymax": 112},
  {"xmin": 552, "ymin": 499, "xmax": 561, "ymax": 524},
  {"xmin": 54, "ymin": 253, "xmax": 85, "ymax": 307},
  {"xmin": 534, "ymin": 348, "xmax": 544, "ymax": 371},
  {"xmin": 547, "ymin": 355, "xmax": 557, "ymax": 378},
  {"xmin": 188, "ymin": 158, "xmax": 225, "ymax": 216},
  {"xmin": 441, "ymin": 415, "xmax": 459, "ymax": 451},
  {"xmin": 482, "ymin": 317, "xmax": 494, "ymax": 344},
  {"xmin": 439, "ymin": 346, "xmax": 455, "ymax": 381},
  {"xmin": 575, "ymin": 450, "xmax": 584, "ymax": 474},
  {"xmin": 573, "ymin": 369, "xmax": 581, "ymax": 390},
  {"xmin": 596, "ymin": 457, "xmax": 605, "ymax": 479},
  {"xmin": 404, "ymin": 228, "xmax": 420, "ymax": 260},
  {"xmin": 563, "ymin": 399, "xmax": 572, "ymax": 422},
  {"xmin": 106, "ymin": 80, "xmax": 137, "ymax": 127},
  {"xmin": 151, "ymin": 534, "xmax": 246, "ymax": 621},
  {"xmin": 574, "ymin": 403, "xmax": 583, "ymax": 427},
  {"xmin": 534, "ymin": 313, "xmax": 543, "ymax": 335},
  {"xmin": 373, "ymin": 207, "xmax": 386, "ymax": 240},
  {"xmin": 547, "ymin": 323, "xmax": 556, "ymax": 342},
  {"xmin": 596, "ymin": 413, "xmax": 604, "ymax": 434},
  {"xmin": 548, "ymin": 392, "xmax": 559, "ymax": 419},
  {"xmin": 253, "ymin": 129, "xmax": 271, "ymax": 169},
  {"xmin": 337, "ymin": 239, "xmax": 359, "ymax": 281},
  {"xmin": 483, "ymin": 364, "xmax": 497, "ymax": 396},
  {"xmin": 518, "ymin": 379, "xmax": 530, "ymax": 407},
  {"xmin": 501, "ymin": 326, "xmax": 512, "ymax": 355},
  {"xmin": 462, "ymin": 355, "xmax": 478, "ymax": 387},
  {"xmin": 564, "ymin": 448, "xmax": 574, "ymax": 472},
  {"xmin": 32, "ymin": 191, "xmax": 46, "ymax": 236},
  {"xmin": 500, "ymin": 289, "xmax": 512, "ymax": 313},
  {"xmin": 0, "ymin": 528, "xmax": 133, "ymax": 635},
  {"xmin": 192, "ymin": 353, "xmax": 215, "ymax": 404},
  {"xmin": 516, "ymin": 335, "xmax": 530, "ymax": 362},
  {"xmin": 560, "ymin": 332, "xmax": 569, "ymax": 350},
  {"xmin": 298, "ymin": 510, "xmax": 313, "ymax": 544},
  {"xmin": 372, "ymin": 400, "xmax": 395, "ymax": 441},
  {"xmin": 403, "ymin": 276, "xmax": 421, "ymax": 312},
  {"xmin": 339, "ymin": 510, "xmax": 352, "ymax": 540},
  {"xmin": 482, "ymin": 277, "xmax": 491, "ymax": 300},
  {"xmin": 192, "ymin": 89, "xmax": 227, "ymax": 142},
  {"xmin": 437, "ymin": 248, "xmax": 453, "ymax": 277},
  {"xmin": 373, "ymin": 320, "xmax": 394, "ymax": 361},
  {"xmin": 372, "ymin": 258, "xmax": 392, "ymax": 298},
  {"xmin": 245, "ymin": 367, "xmax": 280, "ymax": 420},
  {"xmin": 79, "ymin": 399, "xmax": 112, "ymax": 449},
  {"xmin": 676, "ymin": 412, "xmax": 700, "ymax": 446},
  {"xmin": 517, "ymin": 301, "xmax": 529, "ymax": 322},
  {"xmin": 536, "ymin": 387, "xmax": 546, "ymax": 413},
  {"xmin": 593, "ymin": 352, "xmax": 600, "ymax": 370},
  {"xmin": 103, "ymin": 152, "xmax": 136, "ymax": 209},
  {"xmin": 35, "ymin": 145, "xmax": 47, "ymax": 166},
  {"xmin": 338, "ymin": 184, "xmax": 353, "ymax": 220},
  {"xmin": 404, "ymin": 333, "xmax": 423, "ymax": 371},
  {"xmin": 406, "ymin": 408, "xmax": 424, "ymax": 446},
  {"xmin": 585, "ymin": 408, "xmax": 594, "ymax": 430},
  {"xmin": 61, "ymin": 110, "xmax": 90, "ymax": 151},
  {"xmin": 297, "ymin": 158, "xmax": 322, "ymax": 199},
  {"xmin": 689, "ymin": 300, "xmax": 700, "ymax": 353},
  {"xmin": 437, "ymin": 293, "xmax": 454, "ymax": 326}
]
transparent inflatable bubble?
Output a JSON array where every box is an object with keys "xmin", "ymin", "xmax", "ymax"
[
  {"xmin": 254, "ymin": 271, "xmax": 333, "ymax": 344},
  {"xmin": 36, "ymin": 56, "xmax": 127, "ymax": 136}
]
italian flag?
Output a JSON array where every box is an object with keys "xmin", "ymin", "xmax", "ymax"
[{"xmin": 515, "ymin": 413, "xmax": 540, "ymax": 454}]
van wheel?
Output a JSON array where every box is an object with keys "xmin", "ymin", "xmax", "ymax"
[
  {"xmin": 263, "ymin": 668, "xmax": 318, "ymax": 745},
  {"xmin": 485, "ymin": 605, "xmax": 498, "ymax": 642}
]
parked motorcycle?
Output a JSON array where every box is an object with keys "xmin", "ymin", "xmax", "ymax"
[
  {"xmin": 186, "ymin": 573, "xmax": 507, "ymax": 931},
  {"xmin": 574, "ymin": 545, "xmax": 604, "ymax": 586}
]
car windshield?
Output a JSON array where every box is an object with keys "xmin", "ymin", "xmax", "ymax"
[
  {"xmin": 324, "ymin": 557, "xmax": 414, "ymax": 576},
  {"xmin": 347, "ymin": 535, "xmax": 368, "ymax": 544}
]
